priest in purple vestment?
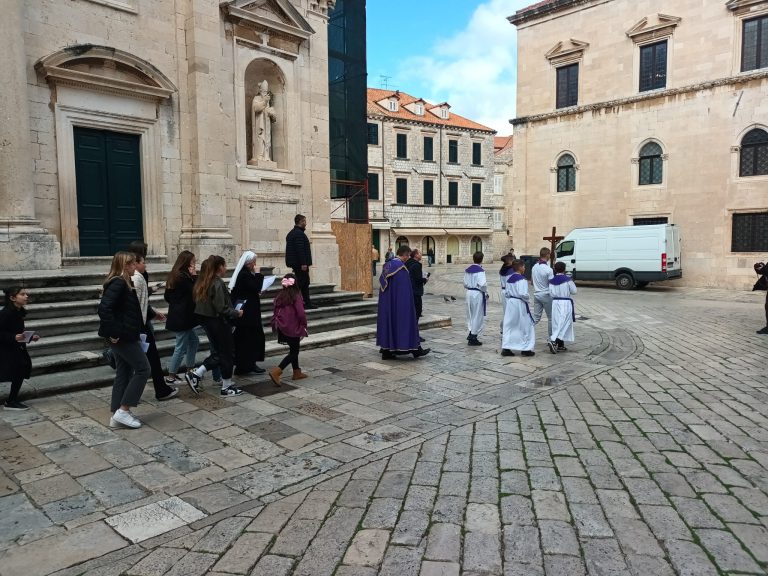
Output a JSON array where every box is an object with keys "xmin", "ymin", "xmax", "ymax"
[{"xmin": 376, "ymin": 245, "xmax": 431, "ymax": 360}]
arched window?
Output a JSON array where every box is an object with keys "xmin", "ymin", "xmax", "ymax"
[
  {"xmin": 395, "ymin": 236, "xmax": 410, "ymax": 249},
  {"xmin": 470, "ymin": 236, "xmax": 483, "ymax": 254},
  {"xmin": 639, "ymin": 142, "xmax": 663, "ymax": 185},
  {"xmin": 557, "ymin": 154, "xmax": 576, "ymax": 192},
  {"xmin": 740, "ymin": 128, "xmax": 768, "ymax": 177}
]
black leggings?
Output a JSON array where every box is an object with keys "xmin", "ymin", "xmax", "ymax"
[
  {"xmin": 278, "ymin": 336, "xmax": 301, "ymax": 371},
  {"xmin": 200, "ymin": 317, "xmax": 235, "ymax": 380},
  {"xmin": 7, "ymin": 377, "xmax": 23, "ymax": 402},
  {"xmin": 764, "ymin": 292, "xmax": 768, "ymax": 325}
]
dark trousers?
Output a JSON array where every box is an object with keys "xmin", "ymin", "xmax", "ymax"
[
  {"xmin": 278, "ymin": 336, "xmax": 301, "ymax": 371},
  {"xmin": 145, "ymin": 324, "xmax": 174, "ymax": 399},
  {"xmin": 199, "ymin": 317, "xmax": 235, "ymax": 380},
  {"xmin": 7, "ymin": 377, "xmax": 23, "ymax": 402},
  {"xmin": 414, "ymin": 294, "xmax": 423, "ymax": 319},
  {"xmin": 110, "ymin": 341, "xmax": 150, "ymax": 412},
  {"xmin": 764, "ymin": 291, "xmax": 768, "ymax": 325},
  {"xmin": 292, "ymin": 268, "xmax": 311, "ymax": 306}
]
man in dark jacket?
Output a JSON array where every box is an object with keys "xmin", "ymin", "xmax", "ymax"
[
  {"xmin": 285, "ymin": 214, "xmax": 316, "ymax": 309},
  {"xmin": 405, "ymin": 249, "xmax": 429, "ymax": 343}
]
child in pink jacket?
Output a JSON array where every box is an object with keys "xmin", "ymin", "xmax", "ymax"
[{"xmin": 268, "ymin": 274, "xmax": 308, "ymax": 385}]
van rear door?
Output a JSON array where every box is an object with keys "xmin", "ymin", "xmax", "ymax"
[{"xmin": 665, "ymin": 226, "xmax": 681, "ymax": 271}]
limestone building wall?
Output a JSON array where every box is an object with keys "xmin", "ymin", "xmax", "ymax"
[
  {"xmin": 8, "ymin": 0, "xmax": 340, "ymax": 282},
  {"xmin": 508, "ymin": 0, "xmax": 768, "ymax": 288}
]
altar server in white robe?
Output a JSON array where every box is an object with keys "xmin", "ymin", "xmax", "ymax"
[
  {"xmin": 501, "ymin": 259, "xmax": 536, "ymax": 357},
  {"xmin": 547, "ymin": 261, "xmax": 577, "ymax": 354},
  {"xmin": 464, "ymin": 252, "xmax": 488, "ymax": 346},
  {"xmin": 498, "ymin": 254, "xmax": 515, "ymax": 334}
]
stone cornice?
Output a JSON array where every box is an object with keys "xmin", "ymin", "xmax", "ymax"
[
  {"xmin": 367, "ymin": 113, "xmax": 496, "ymax": 135},
  {"xmin": 511, "ymin": 69, "xmax": 768, "ymax": 126},
  {"xmin": 40, "ymin": 67, "xmax": 173, "ymax": 101},
  {"xmin": 626, "ymin": 14, "xmax": 681, "ymax": 43},
  {"xmin": 222, "ymin": 4, "xmax": 313, "ymax": 41},
  {"xmin": 508, "ymin": 0, "xmax": 602, "ymax": 26},
  {"xmin": 726, "ymin": 0, "xmax": 768, "ymax": 12}
]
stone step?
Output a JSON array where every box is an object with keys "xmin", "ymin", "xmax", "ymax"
[
  {"xmin": 25, "ymin": 294, "xmax": 375, "ymax": 335},
  {"xmin": 29, "ymin": 307, "xmax": 380, "ymax": 364},
  {"xmin": 22, "ymin": 315, "xmax": 452, "ymax": 398}
]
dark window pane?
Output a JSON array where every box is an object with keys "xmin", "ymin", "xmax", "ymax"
[
  {"xmin": 448, "ymin": 181, "xmax": 458, "ymax": 205},
  {"xmin": 424, "ymin": 137, "xmax": 433, "ymax": 161},
  {"xmin": 423, "ymin": 180, "xmax": 434, "ymax": 205},
  {"xmin": 471, "ymin": 183, "xmax": 481, "ymax": 206},
  {"xmin": 448, "ymin": 140, "xmax": 458, "ymax": 163},
  {"xmin": 367, "ymin": 123, "xmax": 378, "ymax": 145},
  {"xmin": 639, "ymin": 143, "xmax": 663, "ymax": 184},
  {"xmin": 396, "ymin": 133, "xmax": 407, "ymax": 158},
  {"xmin": 556, "ymin": 63, "xmax": 578, "ymax": 108},
  {"xmin": 556, "ymin": 154, "xmax": 575, "ymax": 192},
  {"xmin": 742, "ymin": 16, "xmax": 768, "ymax": 72},
  {"xmin": 732, "ymin": 212, "xmax": 768, "ymax": 252},
  {"xmin": 396, "ymin": 178, "xmax": 407, "ymax": 204},
  {"xmin": 633, "ymin": 217, "xmax": 669, "ymax": 225},
  {"xmin": 740, "ymin": 128, "xmax": 768, "ymax": 177},
  {"xmin": 367, "ymin": 173, "xmax": 379, "ymax": 200},
  {"xmin": 472, "ymin": 142, "xmax": 481, "ymax": 165},
  {"xmin": 640, "ymin": 40, "xmax": 667, "ymax": 91}
]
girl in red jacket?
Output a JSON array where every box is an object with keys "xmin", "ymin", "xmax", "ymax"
[{"xmin": 268, "ymin": 274, "xmax": 308, "ymax": 385}]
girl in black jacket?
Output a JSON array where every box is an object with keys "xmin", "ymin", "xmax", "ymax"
[
  {"xmin": 164, "ymin": 250, "xmax": 200, "ymax": 381},
  {"xmin": 229, "ymin": 250, "xmax": 266, "ymax": 375},
  {"xmin": 98, "ymin": 251, "xmax": 150, "ymax": 429},
  {"xmin": 0, "ymin": 287, "xmax": 39, "ymax": 410}
]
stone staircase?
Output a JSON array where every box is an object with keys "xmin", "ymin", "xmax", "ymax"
[{"xmin": 0, "ymin": 266, "xmax": 451, "ymax": 398}]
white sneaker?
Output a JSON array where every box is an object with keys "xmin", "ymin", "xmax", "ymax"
[{"xmin": 110, "ymin": 409, "xmax": 142, "ymax": 429}]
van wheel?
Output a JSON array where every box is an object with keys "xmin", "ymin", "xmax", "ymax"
[
  {"xmin": 615, "ymin": 273, "xmax": 635, "ymax": 290},
  {"xmin": 635, "ymin": 281, "xmax": 649, "ymax": 289}
]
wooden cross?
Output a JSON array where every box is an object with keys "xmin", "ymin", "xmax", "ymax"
[{"xmin": 543, "ymin": 226, "xmax": 564, "ymax": 267}]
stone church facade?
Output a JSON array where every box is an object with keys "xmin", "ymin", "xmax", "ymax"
[
  {"xmin": 0, "ymin": 0, "xmax": 340, "ymax": 284},
  {"xmin": 508, "ymin": 0, "xmax": 768, "ymax": 288}
]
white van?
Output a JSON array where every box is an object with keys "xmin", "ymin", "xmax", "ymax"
[{"xmin": 554, "ymin": 224, "xmax": 682, "ymax": 289}]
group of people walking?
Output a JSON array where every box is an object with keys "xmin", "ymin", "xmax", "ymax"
[{"xmin": 464, "ymin": 247, "xmax": 577, "ymax": 357}]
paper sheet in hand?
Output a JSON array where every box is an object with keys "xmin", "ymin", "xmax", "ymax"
[
  {"xmin": 235, "ymin": 300, "xmax": 247, "ymax": 311},
  {"xmin": 262, "ymin": 275, "xmax": 277, "ymax": 291},
  {"xmin": 139, "ymin": 333, "xmax": 149, "ymax": 353},
  {"xmin": 22, "ymin": 331, "xmax": 37, "ymax": 343}
]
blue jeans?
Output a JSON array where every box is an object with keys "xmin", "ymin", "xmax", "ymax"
[{"xmin": 167, "ymin": 329, "xmax": 199, "ymax": 374}]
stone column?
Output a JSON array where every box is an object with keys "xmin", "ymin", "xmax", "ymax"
[{"xmin": 0, "ymin": 0, "xmax": 60, "ymax": 270}]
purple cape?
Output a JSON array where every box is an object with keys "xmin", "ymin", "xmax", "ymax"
[
  {"xmin": 507, "ymin": 273, "xmax": 526, "ymax": 283},
  {"xmin": 465, "ymin": 264, "xmax": 484, "ymax": 274},
  {"xmin": 549, "ymin": 274, "xmax": 571, "ymax": 285},
  {"xmin": 376, "ymin": 259, "xmax": 420, "ymax": 351}
]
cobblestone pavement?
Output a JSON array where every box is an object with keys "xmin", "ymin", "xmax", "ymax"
[{"xmin": 1, "ymin": 268, "xmax": 767, "ymax": 575}]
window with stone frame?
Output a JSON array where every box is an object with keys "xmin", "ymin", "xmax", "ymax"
[
  {"xmin": 742, "ymin": 14, "xmax": 768, "ymax": 72},
  {"xmin": 739, "ymin": 128, "xmax": 768, "ymax": 177},
  {"xmin": 367, "ymin": 123, "xmax": 379, "ymax": 145},
  {"xmin": 639, "ymin": 142, "xmax": 663, "ymax": 185},
  {"xmin": 368, "ymin": 172, "xmax": 379, "ymax": 200},
  {"xmin": 556, "ymin": 154, "xmax": 576, "ymax": 192},
  {"xmin": 471, "ymin": 183, "xmax": 482, "ymax": 207},
  {"xmin": 448, "ymin": 181, "xmax": 459, "ymax": 205},
  {"xmin": 639, "ymin": 40, "xmax": 667, "ymax": 92},
  {"xmin": 424, "ymin": 136, "xmax": 434, "ymax": 161},
  {"xmin": 448, "ymin": 140, "xmax": 458, "ymax": 163},
  {"xmin": 556, "ymin": 63, "xmax": 579, "ymax": 108},
  {"xmin": 472, "ymin": 142, "xmax": 482, "ymax": 166},
  {"xmin": 396, "ymin": 133, "xmax": 408, "ymax": 159},
  {"xmin": 423, "ymin": 180, "xmax": 434, "ymax": 205},
  {"xmin": 732, "ymin": 212, "xmax": 768, "ymax": 252},
  {"xmin": 396, "ymin": 178, "xmax": 407, "ymax": 204}
]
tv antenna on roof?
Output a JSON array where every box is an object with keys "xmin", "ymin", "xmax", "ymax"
[{"xmin": 379, "ymin": 75, "xmax": 392, "ymax": 90}]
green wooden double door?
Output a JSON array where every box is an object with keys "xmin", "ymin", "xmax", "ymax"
[{"xmin": 74, "ymin": 127, "xmax": 143, "ymax": 256}]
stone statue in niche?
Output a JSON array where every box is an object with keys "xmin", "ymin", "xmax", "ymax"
[{"xmin": 250, "ymin": 80, "xmax": 277, "ymax": 166}]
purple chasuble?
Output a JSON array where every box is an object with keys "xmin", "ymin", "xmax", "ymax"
[{"xmin": 376, "ymin": 258, "xmax": 420, "ymax": 351}]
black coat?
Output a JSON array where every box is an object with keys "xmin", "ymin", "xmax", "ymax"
[
  {"xmin": 405, "ymin": 258, "xmax": 426, "ymax": 296},
  {"xmin": 98, "ymin": 277, "xmax": 144, "ymax": 342},
  {"xmin": 230, "ymin": 268, "xmax": 265, "ymax": 328},
  {"xmin": 0, "ymin": 305, "xmax": 31, "ymax": 382},
  {"xmin": 285, "ymin": 225, "xmax": 312, "ymax": 269},
  {"xmin": 164, "ymin": 272, "xmax": 197, "ymax": 331}
]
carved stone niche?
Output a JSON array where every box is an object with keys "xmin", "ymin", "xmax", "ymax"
[
  {"xmin": 245, "ymin": 59, "xmax": 285, "ymax": 168},
  {"xmin": 626, "ymin": 14, "xmax": 682, "ymax": 44}
]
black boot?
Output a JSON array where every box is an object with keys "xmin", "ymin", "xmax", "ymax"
[{"xmin": 412, "ymin": 347, "xmax": 431, "ymax": 358}]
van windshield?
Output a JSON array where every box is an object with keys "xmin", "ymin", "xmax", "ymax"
[{"xmin": 556, "ymin": 241, "xmax": 575, "ymax": 257}]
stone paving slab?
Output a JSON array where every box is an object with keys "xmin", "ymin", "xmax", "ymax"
[{"xmin": 0, "ymin": 278, "xmax": 767, "ymax": 575}]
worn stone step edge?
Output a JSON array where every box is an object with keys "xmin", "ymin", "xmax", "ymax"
[{"xmin": 13, "ymin": 315, "xmax": 452, "ymax": 400}]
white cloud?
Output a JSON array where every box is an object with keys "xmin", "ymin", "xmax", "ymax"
[{"xmin": 396, "ymin": 0, "xmax": 531, "ymax": 135}]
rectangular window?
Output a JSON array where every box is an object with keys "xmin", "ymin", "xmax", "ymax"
[
  {"xmin": 448, "ymin": 139, "xmax": 458, "ymax": 163},
  {"xmin": 633, "ymin": 217, "xmax": 668, "ymax": 226},
  {"xmin": 471, "ymin": 183, "xmax": 481, "ymax": 207},
  {"xmin": 732, "ymin": 212, "xmax": 768, "ymax": 252},
  {"xmin": 396, "ymin": 178, "xmax": 408, "ymax": 204},
  {"xmin": 367, "ymin": 123, "xmax": 379, "ymax": 145},
  {"xmin": 472, "ymin": 142, "xmax": 482, "ymax": 165},
  {"xmin": 423, "ymin": 136, "xmax": 434, "ymax": 161},
  {"xmin": 396, "ymin": 133, "xmax": 407, "ymax": 158},
  {"xmin": 639, "ymin": 40, "xmax": 667, "ymax": 92},
  {"xmin": 367, "ymin": 173, "xmax": 379, "ymax": 200},
  {"xmin": 448, "ymin": 181, "xmax": 458, "ymax": 206},
  {"xmin": 742, "ymin": 15, "xmax": 768, "ymax": 72},
  {"xmin": 423, "ymin": 180, "xmax": 434, "ymax": 205},
  {"xmin": 556, "ymin": 63, "xmax": 579, "ymax": 108}
]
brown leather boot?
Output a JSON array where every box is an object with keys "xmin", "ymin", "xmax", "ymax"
[
  {"xmin": 292, "ymin": 369, "xmax": 308, "ymax": 381},
  {"xmin": 268, "ymin": 367, "xmax": 282, "ymax": 386}
]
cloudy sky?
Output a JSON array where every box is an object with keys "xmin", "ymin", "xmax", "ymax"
[{"xmin": 366, "ymin": 0, "xmax": 534, "ymax": 136}]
